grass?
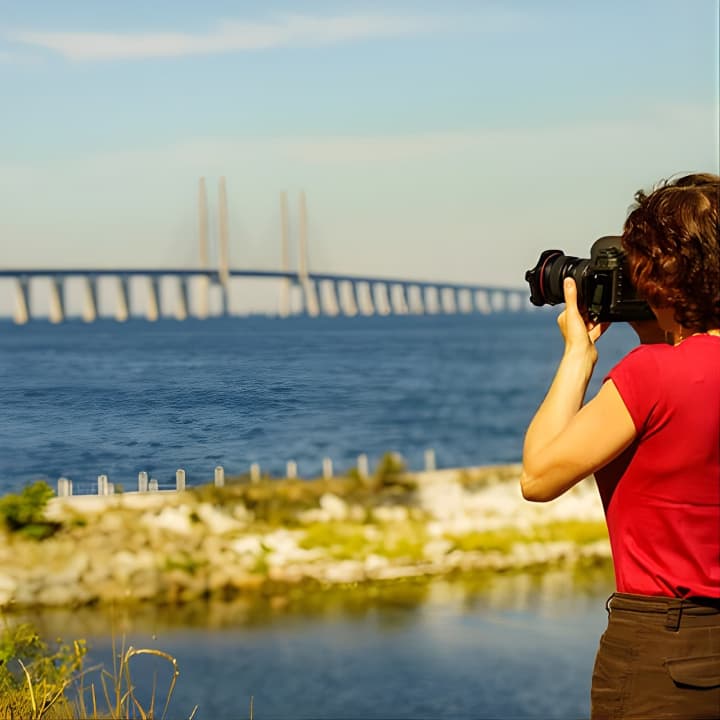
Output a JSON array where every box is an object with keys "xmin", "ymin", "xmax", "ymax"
[
  {"xmin": 444, "ymin": 520, "xmax": 608, "ymax": 554},
  {"xmin": 0, "ymin": 620, "xmax": 198, "ymax": 720},
  {"xmin": 298, "ymin": 519, "xmax": 428, "ymax": 562}
]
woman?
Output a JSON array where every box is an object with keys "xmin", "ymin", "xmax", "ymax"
[{"xmin": 521, "ymin": 173, "xmax": 720, "ymax": 719}]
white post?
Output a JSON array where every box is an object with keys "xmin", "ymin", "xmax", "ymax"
[
  {"xmin": 138, "ymin": 471, "xmax": 149, "ymax": 493},
  {"xmin": 322, "ymin": 457, "xmax": 333, "ymax": 479},
  {"xmin": 250, "ymin": 463, "xmax": 261, "ymax": 483},
  {"xmin": 57, "ymin": 477, "xmax": 72, "ymax": 497},
  {"xmin": 286, "ymin": 460, "xmax": 297, "ymax": 479},
  {"xmin": 97, "ymin": 474, "xmax": 108, "ymax": 496},
  {"xmin": 176, "ymin": 468, "xmax": 186, "ymax": 491},
  {"xmin": 424, "ymin": 448, "xmax": 436, "ymax": 472},
  {"xmin": 214, "ymin": 465, "xmax": 225, "ymax": 487},
  {"xmin": 148, "ymin": 478, "xmax": 159, "ymax": 492},
  {"xmin": 357, "ymin": 454, "xmax": 369, "ymax": 479}
]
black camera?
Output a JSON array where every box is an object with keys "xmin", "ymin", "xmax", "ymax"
[{"xmin": 525, "ymin": 236, "xmax": 654, "ymax": 322}]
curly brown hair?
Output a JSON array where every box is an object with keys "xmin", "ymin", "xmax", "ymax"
[{"xmin": 622, "ymin": 173, "xmax": 720, "ymax": 332}]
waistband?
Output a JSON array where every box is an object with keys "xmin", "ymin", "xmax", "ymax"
[{"xmin": 607, "ymin": 592, "xmax": 720, "ymax": 630}]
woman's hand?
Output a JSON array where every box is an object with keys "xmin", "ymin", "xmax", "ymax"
[{"xmin": 557, "ymin": 278, "xmax": 609, "ymax": 363}]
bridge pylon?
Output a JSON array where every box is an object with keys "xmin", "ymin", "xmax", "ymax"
[
  {"xmin": 218, "ymin": 177, "xmax": 231, "ymax": 316},
  {"xmin": 197, "ymin": 178, "xmax": 210, "ymax": 319},
  {"xmin": 298, "ymin": 190, "xmax": 320, "ymax": 317}
]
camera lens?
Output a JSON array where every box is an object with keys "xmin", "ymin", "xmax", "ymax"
[{"xmin": 525, "ymin": 250, "xmax": 589, "ymax": 306}]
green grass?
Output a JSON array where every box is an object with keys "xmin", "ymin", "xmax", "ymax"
[{"xmin": 445, "ymin": 520, "xmax": 608, "ymax": 554}]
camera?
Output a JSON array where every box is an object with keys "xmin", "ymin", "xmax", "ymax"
[{"xmin": 525, "ymin": 236, "xmax": 655, "ymax": 322}]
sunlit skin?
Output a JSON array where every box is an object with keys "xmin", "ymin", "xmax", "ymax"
[
  {"xmin": 521, "ymin": 277, "xmax": 720, "ymax": 502},
  {"xmin": 521, "ymin": 278, "xmax": 636, "ymax": 502}
]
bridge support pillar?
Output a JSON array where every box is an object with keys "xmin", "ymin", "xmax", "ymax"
[
  {"xmin": 474, "ymin": 290, "xmax": 491, "ymax": 314},
  {"xmin": 390, "ymin": 284, "xmax": 409, "ymax": 315},
  {"xmin": 13, "ymin": 276, "xmax": 30, "ymax": 325},
  {"xmin": 82, "ymin": 276, "xmax": 99, "ymax": 323},
  {"xmin": 356, "ymin": 281, "xmax": 375, "ymax": 316},
  {"xmin": 301, "ymin": 279, "xmax": 320, "ymax": 317},
  {"xmin": 146, "ymin": 276, "xmax": 160, "ymax": 322},
  {"xmin": 175, "ymin": 277, "xmax": 189, "ymax": 320},
  {"xmin": 319, "ymin": 280, "xmax": 340, "ymax": 316},
  {"xmin": 338, "ymin": 280, "xmax": 357, "ymax": 316},
  {"xmin": 48, "ymin": 277, "xmax": 65, "ymax": 324},
  {"xmin": 115, "ymin": 276, "xmax": 130, "ymax": 321},
  {"xmin": 438, "ymin": 288, "xmax": 455, "ymax": 314},
  {"xmin": 373, "ymin": 283, "xmax": 391, "ymax": 316},
  {"xmin": 456, "ymin": 288, "xmax": 472, "ymax": 314},
  {"xmin": 407, "ymin": 285, "xmax": 424, "ymax": 314},
  {"xmin": 492, "ymin": 290, "xmax": 505, "ymax": 312},
  {"xmin": 424, "ymin": 286, "xmax": 440, "ymax": 314}
]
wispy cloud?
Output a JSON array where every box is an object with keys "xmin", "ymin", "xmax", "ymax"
[{"xmin": 7, "ymin": 13, "xmax": 470, "ymax": 61}]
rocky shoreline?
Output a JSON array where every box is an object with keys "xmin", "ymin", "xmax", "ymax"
[{"xmin": 0, "ymin": 465, "xmax": 611, "ymax": 610}]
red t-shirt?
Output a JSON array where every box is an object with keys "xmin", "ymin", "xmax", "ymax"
[{"xmin": 597, "ymin": 334, "xmax": 720, "ymax": 598}]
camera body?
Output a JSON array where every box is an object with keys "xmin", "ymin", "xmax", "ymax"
[{"xmin": 525, "ymin": 236, "xmax": 655, "ymax": 323}]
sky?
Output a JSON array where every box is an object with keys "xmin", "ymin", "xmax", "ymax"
[{"xmin": 0, "ymin": 0, "xmax": 718, "ymax": 314}]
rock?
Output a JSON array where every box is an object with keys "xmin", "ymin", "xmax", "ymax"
[
  {"xmin": 0, "ymin": 573, "xmax": 17, "ymax": 606},
  {"xmin": 229, "ymin": 535, "xmax": 264, "ymax": 557},
  {"xmin": 195, "ymin": 503, "xmax": 242, "ymax": 534},
  {"xmin": 150, "ymin": 506, "xmax": 195, "ymax": 536},
  {"xmin": 319, "ymin": 493, "xmax": 348, "ymax": 521},
  {"xmin": 372, "ymin": 506, "xmax": 408, "ymax": 523}
]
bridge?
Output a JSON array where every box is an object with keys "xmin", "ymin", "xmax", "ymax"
[{"xmin": 0, "ymin": 178, "xmax": 529, "ymax": 323}]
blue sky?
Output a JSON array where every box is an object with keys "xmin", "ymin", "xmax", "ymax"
[{"xmin": 0, "ymin": 1, "xmax": 718, "ymax": 306}]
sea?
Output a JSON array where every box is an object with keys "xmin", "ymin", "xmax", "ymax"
[{"xmin": 1, "ymin": 312, "xmax": 638, "ymax": 719}]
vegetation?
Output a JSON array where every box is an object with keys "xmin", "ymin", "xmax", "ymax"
[
  {"xmin": 0, "ymin": 620, "xmax": 194, "ymax": 720},
  {"xmin": 0, "ymin": 622, "xmax": 85, "ymax": 719},
  {"xmin": 445, "ymin": 520, "xmax": 608, "ymax": 554},
  {"xmin": 0, "ymin": 481, "xmax": 60, "ymax": 540}
]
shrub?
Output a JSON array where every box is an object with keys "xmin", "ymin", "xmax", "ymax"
[{"xmin": 0, "ymin": 481, "xmax": 60, "ymax": 540}]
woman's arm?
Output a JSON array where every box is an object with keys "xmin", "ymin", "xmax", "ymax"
[{"xmin": 521, "ymin": 278, "xmax": 637, "ymax": 502}]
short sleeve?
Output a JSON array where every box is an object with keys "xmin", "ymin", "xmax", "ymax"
[{"xmin": 604, "ymin": 346, "xmax": 661, "ymax": 434}]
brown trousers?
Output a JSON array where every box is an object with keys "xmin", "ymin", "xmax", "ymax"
[{"xmin": 591, "ymin": 593, "xmax": 720, "ymax": 719}]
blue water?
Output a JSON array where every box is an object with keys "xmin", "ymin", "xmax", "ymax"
[
  {"xmin": 24, "ymin": 571, "xmax": 614, "ymax": 720},
  {"xmin": 3, "ymin": 313, "xmax": 632, "ymax": 718},
  {"xmin": 0, "ymin": 313, "xmax": 637, "ymax": 495}
]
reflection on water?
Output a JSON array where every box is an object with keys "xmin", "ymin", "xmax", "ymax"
[{"xmin": 13, "ymin": 567, "xmax": 614, "ymax": 719}]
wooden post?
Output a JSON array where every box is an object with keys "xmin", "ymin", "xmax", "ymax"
[
  {"xmin": 138, "ymin": 471, "xmax": 149, "ymax": 492},
  {"xmin": 286, "ymin": 460, "xmax": 297, "ymax": 479},
  {"xmin": 176, "ymin": 468, "xmax": 186, "ymax": 491},
  {"xmin": 357, "ymin": 454, "xmax": 369, "ymax": 479},
  {"xmin": 214, "ymin": 465, "xmax": 225, "ymax": 488},
  {"xmin": 148, "ymin": 478, "xmax": 159, "ymax": 492},
  {"xmin": 250, "ymin": 463, "xmax": 261, "ymax": 483}
]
